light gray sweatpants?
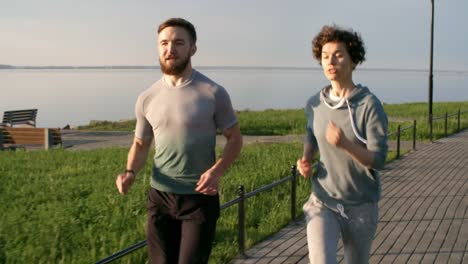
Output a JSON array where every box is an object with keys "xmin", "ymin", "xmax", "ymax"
[{"xmin": 303, "ymin": 193, "xmax": 379, "ymax": 264}]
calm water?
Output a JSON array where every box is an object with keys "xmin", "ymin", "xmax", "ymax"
[{"xmin": 1, "ymin": 67, "xmax": 467, "ymax": 128}]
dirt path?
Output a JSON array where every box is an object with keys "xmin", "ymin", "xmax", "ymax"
[
  {"xmin": 61, "ymin": 130, "xmax": 426, "ymax": 152},
  {"xmin": 61, "ymin": 130, "xmax": 304, "ymax": 150}
]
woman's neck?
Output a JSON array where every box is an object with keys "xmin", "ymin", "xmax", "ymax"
[{"xmin": 330, "ymin": 80, "xmax": 355, "ymax": 98}]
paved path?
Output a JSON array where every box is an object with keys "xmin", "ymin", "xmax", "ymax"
[
  {"xmin": 61, "ymin": 130, "xmax": 419, "ymax": 151},
  {"xmin": 60, "ymin": 130, "xmax": 305, "ymax": 150},
  {"xmin": 230, "ymin": 129, "xmax": 468, "ymax": 264}
]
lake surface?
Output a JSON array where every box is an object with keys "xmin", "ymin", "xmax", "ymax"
[{"xmin": 1, "ymin": 67, "xmax": 467, "ymax": 128}]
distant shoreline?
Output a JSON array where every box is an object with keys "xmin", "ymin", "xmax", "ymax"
[{"xmin": 1, "ymin": 64, "xmax": 467, "ymax": 74}]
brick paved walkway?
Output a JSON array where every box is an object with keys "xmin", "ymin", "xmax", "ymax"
[{"xmin": 230, "ymin": 129, "xmax": 468, "ymax": 264}]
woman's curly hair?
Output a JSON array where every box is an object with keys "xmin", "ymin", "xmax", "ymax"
[{"xmin": 312, "ymin": 25, "xmax": 366, "ymax": 66}]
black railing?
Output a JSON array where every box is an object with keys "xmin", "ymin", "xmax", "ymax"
[
  {"xmin": 389, "ymin": 109, "xmax": 467, "ymax": 158},
  {"xmin": 95, "ymin": 240, "xmax": 147, "ymax": 264},
  {"xmin": 388, "ymin": 120, "xmax": 417, "ymax": 159},
  {"xmin": 96, "ymin": 165, "xmax": 298, "ymax": 263},
  {"xmin": 430, "ymin": 109, "xmax": 468, "ymax": 140}
]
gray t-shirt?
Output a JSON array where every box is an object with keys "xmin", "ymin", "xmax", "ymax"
[{"xmin": 135, "ymin": 70, "xmax": 237, "ymax": 194}]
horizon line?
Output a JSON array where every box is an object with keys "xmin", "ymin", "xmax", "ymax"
[{"xmin": 0, "ymin": 64, "xmax": 467, "ymax": 73}]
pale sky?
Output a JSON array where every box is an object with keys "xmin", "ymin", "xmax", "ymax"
[{"xmin": 1, "ymin": 0, "xmax": 467, "ymax": 70}]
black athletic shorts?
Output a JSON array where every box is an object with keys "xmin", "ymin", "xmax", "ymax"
[{"xmin": 146, "ymin": 188, "xmax": 220, "ymax": 264}]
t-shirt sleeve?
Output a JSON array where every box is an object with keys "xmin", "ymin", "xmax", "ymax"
[
  {"xmin": 134, "ymin": 95, "xmax": 154, "ymax": 141},
  {"xmin": 214, "ymin": 86, "xmax": 238, "ymax": 130}
]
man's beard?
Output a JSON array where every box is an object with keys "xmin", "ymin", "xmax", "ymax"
[{"xmin": 159, "ymin": 56, "xmax": 190, "ymax": 75}]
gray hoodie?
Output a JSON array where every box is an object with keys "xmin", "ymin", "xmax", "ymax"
[{"xmin": 305, "ymin": 84, "xmax": 388, "ymax": 208}]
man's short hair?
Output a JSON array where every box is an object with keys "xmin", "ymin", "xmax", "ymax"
[
  {"xmin": 158, "ymin": 18, "xmax": 197, "ymax": 44},
  {"xmin": 312, "ymin": 25, "xmax": 366, "ymax": 66}
]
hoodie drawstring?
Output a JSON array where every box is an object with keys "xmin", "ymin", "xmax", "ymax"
[
  {"xmin": 345, "ymin": 98, "xmax": 368, "ymax": 145},
  {"xmin": 323, "ymin": 96, "xmax": 367, "ymax": 145}
]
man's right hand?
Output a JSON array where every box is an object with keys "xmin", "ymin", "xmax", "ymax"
[
  {"xmin": 296, "ymin": 157, "xmax": 312, "ymax": 178},
  {"xmin": 116, "ymin": 172, "xmax": 135, "ymax": 195}
]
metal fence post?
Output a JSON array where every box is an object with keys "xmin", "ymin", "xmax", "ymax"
[
  {"xmin": 429, "ymin": 115, "xmax": 433, "ymax": 142},
  {"xmin": 458, "ymin": 109, "xmax": 461, "ymax": 132},
  {"xmin": 396, "ymin": 125, "xmax": 401, "ymax": 159},
  {"xmin": 290, "ymin": 165, "xmax": 297, "ymax": 221},
  {"xmin": 413, "ymin": 120, "xmax": 417, "ymax": 151},
  {"xmin": 445, "ymin": 112, "xmax": 448, "ymax": 137},
  {"xmin": 0, "ymin": 129, "xmax": 3, "ymax": 151},
  {"xmin": 238, "ymin": 185, "xmax": 246, "ymax": 258}
]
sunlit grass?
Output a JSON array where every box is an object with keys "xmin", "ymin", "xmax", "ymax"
[
  {"xmin": 78, "ymin": 102, "xmax": 468, "ymax": 141},
  {"xmin": 0, "ymin": 143, "xmax": 406, "ymax": 263},
  {"xmin": 0, "ymin": 143, "xmax": 309, "ymax": 263}
]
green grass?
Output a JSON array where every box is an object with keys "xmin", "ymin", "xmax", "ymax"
[
  {"xmin": 78, "ymin": 102, "xmax": 468, "ymax": 141},
  {"xmin": 0, "ymin": 143, "xmax": 310, "ymax": 264},
  {"xmin": 0, "ymin": 142, "xmax": 403, "ymax": 264},
  {"xmin": 79, "ymin": 120, "xmax": 136, "ymax": 131},
  {"xmin": 385, "ymin": 102, "xmax": 468, "ymax": 141},
  {"xmin": 0, "ymin": 148, "xmax": 148, "ymax": 264},
  {"xmin": 236, "ymin": 109, "xmax": 305, "ymax": 135}
]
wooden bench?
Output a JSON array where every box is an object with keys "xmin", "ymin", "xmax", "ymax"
[
  {"xmin": 1, "ymin": 109, "xmax": 38, "ymax": 127},
  {"xmin": 0, "ymin": 127, "xmax": 62, "ymax": 150}
]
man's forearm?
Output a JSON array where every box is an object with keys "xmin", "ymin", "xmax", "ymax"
[
  {"xmin": 212, "ymin": 125, "xmax": 243, "ymax": 174},
  {"xmin": 214, "ymin": 133, "xmax": 242, "ymax": 174},
  {"xmin": 303, "ymin": 143, "xmax": 317, "ymax": 162},
  {"xmin": 126, "ymin": 138, "xmax": 151, "ymax": 174}
]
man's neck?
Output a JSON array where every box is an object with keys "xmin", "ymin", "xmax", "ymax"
[{"xmin": 163, "ymin": 66, "xmax": 193, "ymax": 87}]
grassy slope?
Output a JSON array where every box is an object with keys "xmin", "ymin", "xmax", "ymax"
[
  {"xmin": 0, "ymin": 143, "xmax": 310, "ymax": 263},
  {"xmin": 79, "ymin": 102, "xmax": 468, "ymax": 141}
]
